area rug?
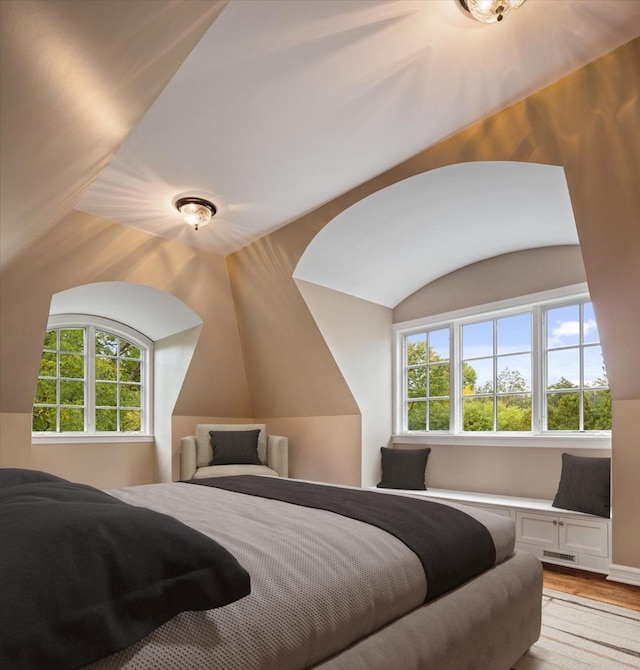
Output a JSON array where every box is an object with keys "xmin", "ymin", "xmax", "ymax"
[{"xmin": 513, "ymin": 589, "xmax": 640, "ymax": 669}]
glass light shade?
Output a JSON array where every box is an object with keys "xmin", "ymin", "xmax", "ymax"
[
  {"xmin": 175, "ymin": 197, "xmax": 217, "ymax": 230},
  {"xmin": 463, "ymin": 0, "xmax": 526, "ymax": 23}
]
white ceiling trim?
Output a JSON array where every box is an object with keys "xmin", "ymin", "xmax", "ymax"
[{"xmin": 293, "ymin": 162, "xmax": 579, "ymax": 308}]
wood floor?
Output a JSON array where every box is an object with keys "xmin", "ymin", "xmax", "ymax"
[{"xmin": 543, "ymin": 564, "xmax": 640, "ymax": 611}]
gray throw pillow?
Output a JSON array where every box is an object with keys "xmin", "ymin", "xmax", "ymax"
[
  {"xmin": 552, "ymin": 453, "xmax": 611, "ymax": 518},
  {"xmin": 209, "ymin": 429, "xmax": 262, "ymax": 466},
  {"xmin": 377, "ymin": 447, "xmax": 431, "ymax": 490}
]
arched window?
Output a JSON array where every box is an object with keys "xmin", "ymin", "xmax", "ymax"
[{"xmin": 32, "ymin": 315, "xmax": 152, "ymax": 435}]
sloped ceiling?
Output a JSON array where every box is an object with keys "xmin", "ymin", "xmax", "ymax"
[{"xmin": 2, "ymin": 0, "xmax": 640, "ymax": 291}]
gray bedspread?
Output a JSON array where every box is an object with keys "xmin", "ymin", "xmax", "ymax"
[{"xmin": 86, "ymin": 481, "xmax": 515, "ymax": 670}]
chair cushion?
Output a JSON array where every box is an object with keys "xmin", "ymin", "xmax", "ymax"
[
  {"xmin": 209, "ymin": 429, "xmax": 261, "ymax": 465},
  {"xmin": 192, "ymin": 464, "xmax": 279, "ymax": 479},
  {"xmin": 195, "ymin": 424, "xmax": 267, "ymax": 468}
]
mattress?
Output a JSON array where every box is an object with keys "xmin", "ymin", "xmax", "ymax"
[{"xmin": 86, "ymin": 479, "xmax": 521, "ymax": 670}]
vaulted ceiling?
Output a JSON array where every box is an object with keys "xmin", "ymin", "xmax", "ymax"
[{"xmin": 2, "ymin": 0, "xmax": 640, "ymax": 289}]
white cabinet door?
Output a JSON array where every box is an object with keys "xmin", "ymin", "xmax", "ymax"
[
  {"xmin": 559, "ymin": 517, "xmax": 608, "ymax": 558},
  {"xmin": 516, "ymin": 511, "xmax": 557, "ymax": 549}
]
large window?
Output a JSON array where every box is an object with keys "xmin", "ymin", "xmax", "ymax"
[
  {"xmin": 396, "ymin": 287, "xmax": 611, "ymax": 441},
  {"xmin": 32, "ymin": 316, "xmax": 151, "ymax": 435}
]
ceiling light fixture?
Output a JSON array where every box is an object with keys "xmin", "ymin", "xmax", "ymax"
[
  {"xmin": 175, "ymin": 196, "xmax": 217, "ymax": 231},
  {"xmin": 458, "ymin": 0, "xmax": 526, "ymax": 23}
]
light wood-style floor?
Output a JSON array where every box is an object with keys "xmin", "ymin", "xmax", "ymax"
[{"xmin": 543, "ymin": 564, "xmax": 640, "ymax": 611}]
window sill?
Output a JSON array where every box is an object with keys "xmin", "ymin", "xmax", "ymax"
[
  {"xmin": 32, "ymin": 434, "xmax": 154, "ymax": 445},
  {"xmin": 391, "ymin": 433, "xmax": 611, "ymax": 450}
]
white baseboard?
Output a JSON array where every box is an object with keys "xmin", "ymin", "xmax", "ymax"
[{"xmin": 607, "ymin": 563, "xmax": 640, "ymax": 587}]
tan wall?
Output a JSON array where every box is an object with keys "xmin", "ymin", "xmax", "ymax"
[
  {"xmin": 611, "ymin": 400, "xmax": 640, "ymax": 567},
  {"xmin": 0, "ymin": 211, "xmax": 251, "ymax": 478},
  {"xmin": 0, "ymin": 413, "xmax": 32, "ymax": 468},
  {"xmin": 172, "ymin": 414, "xmax": 361, "ymax": 486},
  {"xmin": 229, "ymin": 39, "xmax": 640, "ymax": 567},
  {"xmin": 394, "ymin": 245, "xmax": 586, "ymax": 323},
  {"xmin": 30, "ymin": 441, "xmax": 155, "ymax": 489},
  {"xmin": 394, "ymin": 443, "xmax": 611, "ymax": 500}
]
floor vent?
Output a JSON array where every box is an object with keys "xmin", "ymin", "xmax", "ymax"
[{"xmin": 544, "ymin": 550, "xmax": 576, "ymax": 562}]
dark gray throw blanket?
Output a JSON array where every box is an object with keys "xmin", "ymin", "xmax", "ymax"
[{"xmin": 188, "ymin": 475, "xmax": 496, "ymax": 602}]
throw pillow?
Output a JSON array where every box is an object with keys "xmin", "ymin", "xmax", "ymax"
[
  {"xmin": 377, "ymin": 446, "xmax": 431, "ymax": 490},
  {"xmin": 552, "ymin": 453, "xmax": 611, "ymax": 518},
  {"xmin": 209, "ymin": 429, "xmax": 262, "ymax": 466}
]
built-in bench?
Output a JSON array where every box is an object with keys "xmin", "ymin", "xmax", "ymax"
[{"xmin": 369, "ymin": 487, "xmax": 611, "ymax": 574}]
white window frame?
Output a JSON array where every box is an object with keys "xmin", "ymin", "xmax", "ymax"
[
  {"xmin": 32, "ymin": 315, "xmax": 154, "ymax": 443},
  {"xmin": 392, "ymin": 284, "xmax": 611, "ymax": 450}
]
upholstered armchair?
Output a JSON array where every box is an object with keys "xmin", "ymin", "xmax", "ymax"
[{"xmin": 180, "ymin": 423, "xmax": 288, "ymax": 480}]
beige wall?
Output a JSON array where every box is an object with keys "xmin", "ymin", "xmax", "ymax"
[
  {"xmin": 172, "ymin": 415, "xmax": 361, "ymax": 485},
  {"xmin": 393, "ymin": 443, "xmax": 611, "ymax": 500},
  {"xmin": 611, "ymin": 400, "xmax": 640, "ymax": 568},
  {"xmin": 394, "ymin": 245, "xmax": 586, "ymax": 323},
  {"xmin": 30, "ymin": 441, "xmax": 155, "ymax": 489}
]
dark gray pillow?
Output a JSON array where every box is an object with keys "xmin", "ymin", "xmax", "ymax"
[
  {"xmin": 209, "ymin": 429, "xmax": 262, "ymax": 466},
  {"xmin": 377, "ymin": 447, "xmax": 431, "ymax": 490},
  {"xmin": 552, "ymin": 453, "xmax": 611, "ymax": 518}
]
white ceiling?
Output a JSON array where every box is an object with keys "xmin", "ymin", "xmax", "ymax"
[
  {"xmin": 76, "ymin": 0, "xmax": 640, "ymax": 258},
  {"xmin": 2, "ymin": 0, "xmax": 640, "ymax": 304},
  {"xmin": 294, "ymin": 162, "xmax": 579, "ymax": 308}
]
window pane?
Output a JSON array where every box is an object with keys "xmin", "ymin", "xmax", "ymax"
[
  {"xmin": 583, "ymin": 302, "xmax": 600, "ymax": 344},
  {"xmin": 96, "ymin": 331, "xmax": 118, "ymax": 356},
  {"xmin": 584, "ymin": 345, "xmax": 606, "ymax": 387},
  {"xmin": 120, "ymin": 359, "xmax": 141, "ymax": 383},
  {"xmin": 497, "ymin": 354, "xmax": 531, "ymax": 393},
  {"xmin": 60, "ymin": 354, "xmax": 84, "ymax": 379},
  {"xmin": 547, "ymin": 349, "xmax": 579, "ymax": 389},
  {"xmin": 96, "ymin": 382, "xmax": 117, "ymax": 407},
  {"xmin": 35, "ymin": 378, "xmax": 56, "ymax": 404},
  {"xmin": 429, "ymin": 363, "xmax": 449, "ymax": 397},
  {"xmin": 407, "ymin": 401, "xmax": 426, "ymax": 431},
  {"xmin": 584, "ymin": 390, "xmax": 612, "ymax": 430},
  {"xmin": 96, "ymin": 356, "xmax": 117, "ymax": 381},
  {"xmin": 60, "ymin": 329, "xmax": 84, "ymax": 352},
  {"xmin": 547, "ymin": 392, "xmax": 580, "ymax": 430},
  {"xmin": 96, "ymin": 408, "xmax": 117, "ymax": 431},
  {"xmin": 429, "ymin": 400, "xmax": 449, "ymax": 430},
  {"xmin": 33, "ymin": 406, "xmax": 56, "ymax": 432},
  {"xmin": 467, "ymin": 358, "xmax": 493, "ymax": 394},
  {"xmin": 406, "ymin": 334, "xmax": 427, "ymax": 365},
  {"xmin": 60, "ymin": 407, "xmax": 84, "ymax": 432},
  {"xmin": 407, "ymin": 368, "xmax": 426, "ymax": 398},
  {"xmin": 43, "ymin": 330, "xmax": 57, "ymax": 350},
  {"xmin": 463, "ymin": 397, "xmax": 494, "ymax": 431},
  {"xmin": 497, "ymin": 313, "xmax": 531, "ymax": 355},
  {"xmin": 39, "ymin": 351, "xmax": 57, "ymax": 377},
  {"xmin": 120, "ymin": 384, "xmax": 141, "ymax": 408},
  {"xmin": 497, "ymin": 395, "xmax": 531, "ymax": 431},
  {"xmin": 547, "ymin": 305, "xmax": 580, "ymax": 348},
  {"xmin": 60, "ymin": 380, "xmax": 84, "ymax": 405},
  {"xmin": 120, "ymin": 340, "xmax": 141, "ymax": 360},
  {"xmin": 121, "ymin": 410, "xmax": 141, "ymax": 432},
  {"xmin": 429, "ymin": 329, "xmax": 449, "ymax": 361},
  {"xmin": 462, "ymin": 320, "xmax": 493, "ymax": 359}
]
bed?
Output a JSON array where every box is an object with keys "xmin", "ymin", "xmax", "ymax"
[{"xmin": 1, "ymin": 470, "xmax": 542, "ymax": 670}]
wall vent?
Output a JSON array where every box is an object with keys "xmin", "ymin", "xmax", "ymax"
[{"xmin": 544, "ymin": 550, "xmax": 576, "ymax": 562}]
